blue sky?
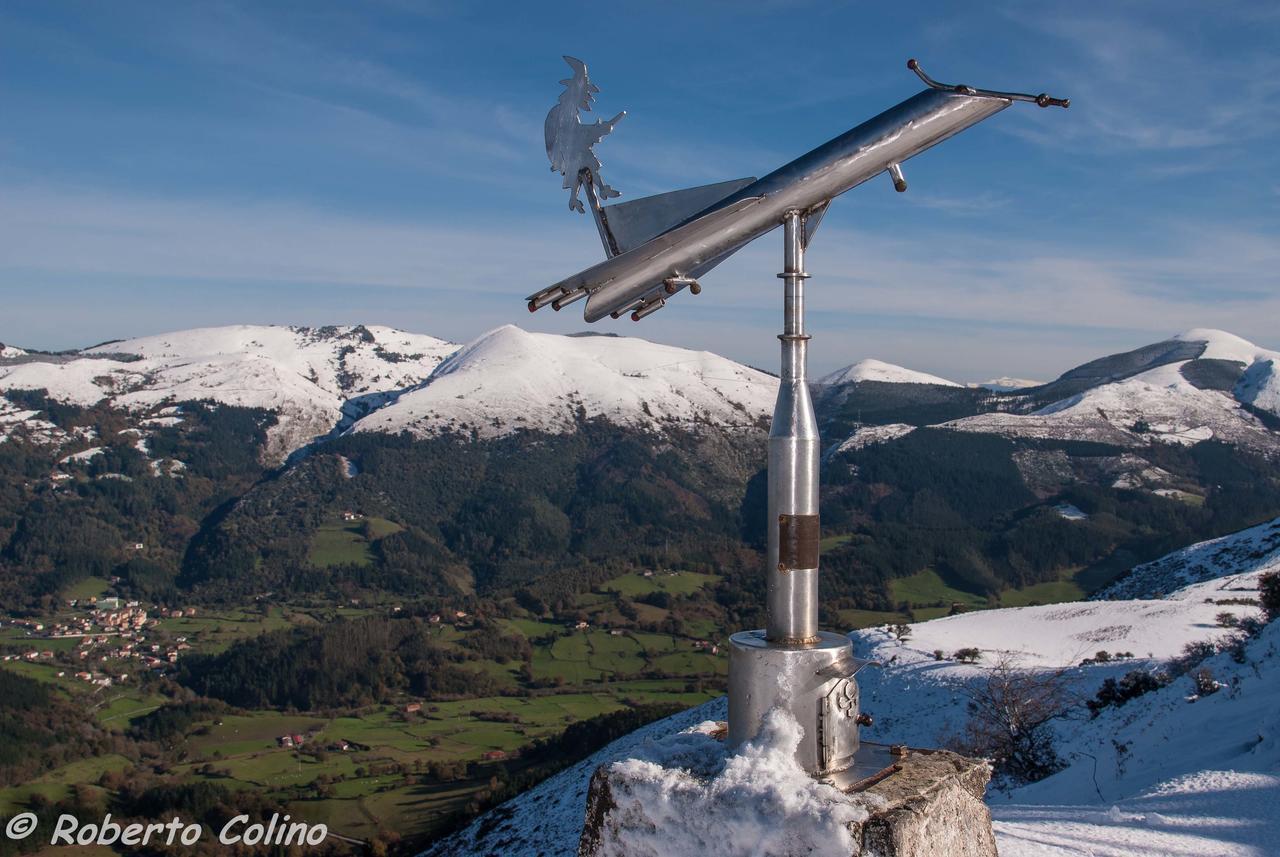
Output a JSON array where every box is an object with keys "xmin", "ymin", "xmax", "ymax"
[{"xmin": 1, "ymin": 1, "xmax": 1277, "ymax": 381}]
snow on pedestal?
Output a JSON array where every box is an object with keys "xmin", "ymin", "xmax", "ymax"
[{"xmin": 578, "ymin": 710, "xmax": 995, "ymax": 857}]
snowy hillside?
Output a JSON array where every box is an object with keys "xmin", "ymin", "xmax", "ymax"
[
  {"xmin": 0, "ymin": 344, "xmax": 25, "ymax": 358},
  {"xmin": 0, "ymin": 325, "xmax": 455, "ymax": 460},
  {"xmin": 428, "ymin": 518, "xmax": 1280, "ymax": 857},
  {"xmin": 349, "ymin": 325, "xmax": 776, "ymax": 439},
  {"xmin": 1100, "ymin": 516, "xmax": 1280, "ymax": 600},
  {"xmin": 974, "ymin": 376, "xmax": 1042, "ymax": 392},
  {"xmin": 825, "ymin": 423, "xmax": 916, "ymax": 457},
  {"xmin": 819, "ymin": 358, "xmax": 959, "ymax": 388},
  {"xmin": 947, "ymin": 329, "xmax": 1280, "ymax": 451}
]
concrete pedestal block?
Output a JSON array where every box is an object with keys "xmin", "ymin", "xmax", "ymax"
[
  {"xmin": 856, "ymin": 750, "xmax": 997, "ymax": 857},
  {"xmin": 578, "ymin": 735, "xmax": 996, "ymax": 857}
]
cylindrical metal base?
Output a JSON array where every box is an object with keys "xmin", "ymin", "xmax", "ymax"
[{"xmin": 728, "ymin": 630, "xmax": 862, "ymax": 774}]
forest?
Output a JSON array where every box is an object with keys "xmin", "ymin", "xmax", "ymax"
[{"xmin": 5, "ymin": 386, "xmax": 1280, "ymax": 619}]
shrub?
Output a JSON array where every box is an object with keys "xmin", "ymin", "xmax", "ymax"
[
  {"xmin": 953, "ymin": 647, "xmax": 982, "ymax": 664},
  {"xmin": 1215, "ymin": 612, "xmax": 1239, "ymax": 628},
  {"xmin": 1260, "ymin": 572, "xmax": 1280, "ymax": 621},
  {"xmin": 1170, "ymin": 640, "xmax": 1218, "ymax": 676},
  {"xmin": 950, "ymin": 656, "xmax": 1076, "ymax": 786},
  {"xmin": 1191, "ymin": 667, "xmax": 1222, "ymax": 697},
  {"xmin": 1087, "ymin": 669, "xmax": 1170, "ymax": 717},
  {"xmin": 1238, "ymin": 615, "xmax": 1265, "ymax": 638}
]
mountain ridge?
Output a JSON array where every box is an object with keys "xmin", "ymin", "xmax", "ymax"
[{"xmin": 3, "ymin": 325, "xmax": 1278, "ymax": 465}]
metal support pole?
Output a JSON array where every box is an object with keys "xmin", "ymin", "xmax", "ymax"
[
  {"xmin": 728, "ymin": 209, "xmax": 866, "ymax": 774},
  {"xmin": 766, "ymin": 210, "xmax": 820, "ymax": 644}
]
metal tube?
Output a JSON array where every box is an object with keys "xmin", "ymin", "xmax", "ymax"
[
  {"xmin": 766, "ymin": 210, "xmax": 820, "ymax": 644},
  {"xmin": 551, "ymin": 287, "xmax": 587, "ymax": 310}
]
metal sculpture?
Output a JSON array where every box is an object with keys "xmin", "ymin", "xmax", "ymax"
[
  {"xmin": 529, "ymin": 57, "xmax": 1068, "ymax": 776},
  {"xmin": 545, "ymin": 56, "xmax": 625, "ymax": 214}
]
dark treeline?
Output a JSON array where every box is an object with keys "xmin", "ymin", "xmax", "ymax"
[
  {"xmin": 0, "ymin": 670, "xmax": 115, "ymax": 787},
  {"xmin": 178, "ymin": 615, "xmax": 505, "ymax": 709}
]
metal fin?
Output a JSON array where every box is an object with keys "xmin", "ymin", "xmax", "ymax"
[
  {"xmin": 802, "ymin": 201, "xmax": 830, "ymax": 249},
  {"xmin": 599, "ymin": 177, "xmax": 756, "ymax": 256}
]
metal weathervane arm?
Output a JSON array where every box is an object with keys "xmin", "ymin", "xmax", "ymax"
[{"xmin": 527, "ymin": 58, "xmax": 1068, "ymax": 323}]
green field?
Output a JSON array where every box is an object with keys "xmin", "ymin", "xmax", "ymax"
[
  {"xmin": 96, "ymin": 691, "xmax": 168, "ymax": 725},
  {"xmin": 601, "ymin": 571, "xmax": 719, "ymax": 597},
  {"xmin": 0, "ymin": 574, "xmax": 732, "ymax": 850},
  {"xmin": 820, "ymin": 533, "xmax": 854, "ymax": 551},
  {"xmin": 61, "ymin": 576, "xmax": 111, "ymax": 601},
  {"xmin": 154, "ymin": 606, "xmax": 297, "ymax": 654},
  {"xmin": 0, "ymin": 755, "xmax": 128, "ymax": 814},
  {"xmin": 859, "ymin": 564, "xmax": 1093, "ymax": 631},
  {"xmin": 307, "ymin": 517, "xmax": 403, "ymax": 568},
  {"xmin": 889, "ymin": 566, "xmax": 1087, "ymax": 611},
  {"xmin": 890, "ymin": 569, "xmax": 989, "ymax": 608},
  {"xmin": 838, "ymin": 608, "xmax": 910, "ymax": 630},
  {"xmin": 999, "ymin": 574, "xmax": 1086, "ymax": 607}
]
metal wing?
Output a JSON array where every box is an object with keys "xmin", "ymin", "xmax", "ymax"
[{"xmin": 597, "ymin": 178, "xmax": 757, "ymax": 257}]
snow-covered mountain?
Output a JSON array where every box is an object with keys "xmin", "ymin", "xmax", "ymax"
[
  {"xmin": 348, "ymin": 325, "xmax": 776, "ymax": 438},
  {"xmin": 0, "ymin": 324, "xmax": 455, "ymax": 461},
  {"xmin": 947, "ymin": 329, "xmax": 1280, "ymax": 452},
  {"xmin": 429, "ymin": 517, "xmax": 1280, "ymax": 857},
  {"xmin": 819, "ymin": 358, "xmax": 959, "ymax": 388},
  {"xmin": 0, "ymin": 344, "xmax": 25, "ymax": 359}
]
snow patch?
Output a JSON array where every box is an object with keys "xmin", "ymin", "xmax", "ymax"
[
  {"xmin": 974, "ymin": 377, "xmax": 1042, "ymax": 392},
  {"xmin": 597, "ymin": 710, "xmax": 876, "ymax": 857},
  {"xmin": 1053, "ymin": 503, "xmax": 1087, "ymax": 521}
]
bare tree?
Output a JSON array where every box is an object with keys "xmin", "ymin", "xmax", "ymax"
[{"xmin": 950, "ymin": 655, "xmax": 1079, "ymax": 786}]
